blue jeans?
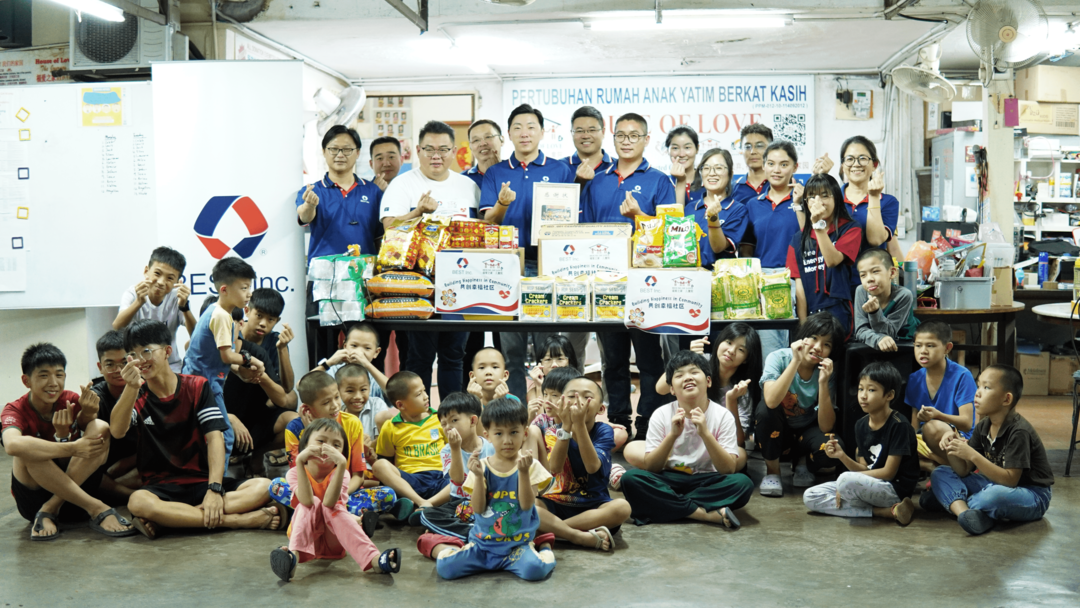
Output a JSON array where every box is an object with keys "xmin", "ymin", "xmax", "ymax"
[
  {"xmin": 930, "ymin": 467, "xmax": 1052, "ymax": 523},
  {"xmin": 407, "ymin": 331, "xmax": 468, "ymax": 399}
]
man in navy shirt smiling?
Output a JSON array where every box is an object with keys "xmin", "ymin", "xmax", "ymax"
[
  {"xmin": 462, "ymin": 119, "xmax": 503, "ymax": 190},
  {"xmin": 481, "ymin": 104, "xmax": 575, "ymax": 403},
  {"xmin": 580, "ymin": 113, "xmax": 675, "ymax": 441}
]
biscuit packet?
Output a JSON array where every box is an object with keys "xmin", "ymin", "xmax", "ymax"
[
  {"xmin": 377, "ymin": 218, "xmax": 422, "ymax": 272},
  {"xmin": 519, "ymin": 276, "xmax": 555, "ymax": 322},
  {"xmin": 415, "ymin": 215, "xmax": 452, "ymax": 277},
  {"xmin": 662, "ymin": 215, "xmax": 703, "ymax": 267},
  {"xmin": 591, "ymin": 273, "xmax": 627, "ymax": 322},
  {"xmin": 761, "ymin": 269, "xmax": 793, "ymax": 319},
  {"xmin": 555, "ymin": 275, "xmax": 590, "ymax": 321},
  {"xmin": 632, "ymin": 215, "xmax": 664, "ymax": 268}
]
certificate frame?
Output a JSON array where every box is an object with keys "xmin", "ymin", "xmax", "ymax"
[{"xmin": 531, "ymin": 181, "xmax": 580, "ymax": 246}]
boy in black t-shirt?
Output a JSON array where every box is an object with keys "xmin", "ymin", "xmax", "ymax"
[
  {"xmin": 111, "ymin": 320, "xmax": 287, "ymax": 539},
  {"xmin": 925, "ymin": 364, "xmax": 1054, "ymax": 536},
  {"xmin": 803, "ymin": 362, "xmax": 919, "ymax": 525},
  {"xmin": 90, "ymin": 330, "xmax": 139, "ymax": 498}
]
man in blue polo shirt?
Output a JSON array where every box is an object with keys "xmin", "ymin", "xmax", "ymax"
[
  {"xmin": 462, "ymin": 119, "xmax": 503, "ymax": 189},
  {"xmin": 481, "ymin": 104, "xmax": 575, "ymax": 403},
  {"xmin": 580, "ymin": 112, "xmax": 675, "ymax": 442},
  {"xmin": 297, "ymin": 125, "xmax": 384, "ymax": 364},
  {"xmin": 731, "ymin": 122, "xmax": 773, "ymax": 208},
  {"xmin": 563, "ymin": 105, "xmax": 613, "ymax": 186}
]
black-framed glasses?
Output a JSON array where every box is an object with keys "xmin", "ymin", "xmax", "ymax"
[
  {"xmin": 326, "ymin": 147, "xmax": 357, "ymax": 157},
  {"xmin": 421, "ymin": 146, "xmax": 453, "ymax": 157},
  {"xmin": 843, "ymin": 155, "xmax": 872, "ymax": 166},
  {"xmin": 614, "ymin": 133, "xmax": 644, "ymax": 143}
]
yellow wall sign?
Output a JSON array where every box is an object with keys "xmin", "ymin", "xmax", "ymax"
[{"xmin": 80, "ymin": 87, "xmax": 124, "ymax": 127}]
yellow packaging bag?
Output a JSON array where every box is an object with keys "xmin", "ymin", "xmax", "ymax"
[
  {"xmin": 633, "ymin": 216, "xmax": 664, "ymax": 268},
  {"xmin": 591, "ymin": 273, "xmax": 627, "ymax": 322},
  {"xmin": 519, "ymin": 276, "xmax": 555, "ymax": 322},
  {"xmin": 761, "ymin": 269, "xmax": 793, "ymax": 319},
  {"xmin": 555, "ymin": 275, "xmax": 591, "ymax": 321}
]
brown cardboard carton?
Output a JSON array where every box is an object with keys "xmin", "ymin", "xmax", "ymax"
[
  {"xmin": 1049, "ymin": 354, "xmax": 1080, "ymax": 396},
  {"xmin": 1015, "ymin": 65, "xmax": 1080, "ymax": 103},
  {"xmin": 1016, "ymin": 101, "xmax": 1079, "ymax": 136}
]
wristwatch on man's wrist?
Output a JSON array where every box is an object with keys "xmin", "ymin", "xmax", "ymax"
[
  {"xmin": 318, "ymin": 358, "xmax": 330, "ymax": 370},
  {"xmin": 208, "ymin": 482, "xmax": 224, "ymax": 496},
  {"xmin": 555, "ymin": 428, "xmax": 574, "ymax": 442},
  {"xmin": 54, "ymin": 434, "xmax": 70, "ymax": 443},
  {"xmin": 240, "ymin": 350, "xmax": 252, "ymax": 367}
]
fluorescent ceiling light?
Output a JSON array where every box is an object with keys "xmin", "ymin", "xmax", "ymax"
[
  {"xmin": 49, "ymin": 0, "xmax": 125, "ymax": 22},
  {"xmin": 588, "ymin": 16, "xmax": 789, "ymax": 31}
]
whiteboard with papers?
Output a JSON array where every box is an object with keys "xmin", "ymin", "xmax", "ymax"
[{"xmin": 0, "ymin": 82, "xmax": 156, "ymax": 308}]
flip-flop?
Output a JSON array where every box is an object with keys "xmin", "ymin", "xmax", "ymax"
[
  {"xmin": 716, "ymin": 507, "xmax": 741, "ymax": 530},
  {"xmin": 89, "ymin": 507, "xmax": 138, "ymax": 537},
  {"xmin": 270, "ymin": 547, "xmax": 297, "ymax": 582},
  {"xmin": 376, "ymin": 548, "xmax": 400, "ymax": 574},
  {"xmin": 265, "ymin": 450, "xmax": 290, "ymax": 467},
  {"xmin": 391, "ymin": 497, "xmax": 415, "ymax": 522},
  {"xmin": 892, "ymin": 498, "xmax": 915, "ymax": 527},
  {"xmin": 407, "ymin": 506, "xmax": 428, "ymax": 527},
  {"xmin": 30, "ymin": 511, "xmax": 60, "ymax": 542},
  {"xmin": 361, "ymin": 510, "xmax": 380, "ymax": 538},
  {"xmin": 587, "ymin": 525, "xmax": 614, "ymax": 551},
  {"xmin": 132, "ymin": 517, "xmax": 157, "ymax": 540},
  {"xmin": 262, "ymin": 503, "xmax": 290, "ymax": 531}
]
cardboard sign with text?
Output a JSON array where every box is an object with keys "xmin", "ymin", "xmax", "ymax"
[
  {"xmin": 434, "ymin": 250, "xmax": 521, "ymax": 316},
  {"xmin": 538, "ymin": 238, "xmax": 631, "ymax": 278},
  {"xmin": 624, "ymin": 268, "xmax": 711, "ymax": 335}
]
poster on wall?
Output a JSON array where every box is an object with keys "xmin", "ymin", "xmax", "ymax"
[
  {"xmin": 503, "ymin": 76, "xmax": 814, "ymax": 175},
  {"xmin": 153, "ymin": 61, "xmax": 310, "ymax": 372}
]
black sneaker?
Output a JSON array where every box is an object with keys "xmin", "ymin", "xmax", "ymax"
[
  {"xmin": 919, "ymin": 490, "xmax": 946, "ymax": 513},
  {"xmin": 958, "ymin": 509, "xmax": 995, "ymax": 535}
]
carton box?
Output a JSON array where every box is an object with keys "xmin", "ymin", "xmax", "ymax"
[
  {"xmin": 1015, "ymin": 65, "xmax": 1080, "ymax": 103},
  {"xmin": 535, "ymin": 222, "xmax": 632, "ymax": 240},
  {"xmin": 538, "ymin": 237, "xmax": 631, "ymax": 278},
  {"xmin": 1016, "ymin": 101, "xmax": 1079, "ymax": 136},
  {"xmin": 1015, "ymin": 352, "xmax": 1050, "ymax": 397},
  {"xmin": 1049, "ymin": 354, "xmax": 1080, "ymax": 396}
]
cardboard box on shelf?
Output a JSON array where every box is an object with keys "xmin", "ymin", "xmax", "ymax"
[
  {"xmin": 1015, "ymin": 65, "xmax": 1080, "ymax": 103},
  {"xmin": 1016, "ymin": 351, "xmax": 1050, "ymax": 397},
  {"xmin": 1016, "ymin": 101, "xmax": 1079, "ymax": 136},
  {"xmin": 535, "ymin": 222, "xmax": 632, "ymax": 240},
  {"xmin": 1049, "ymin": 354, "xmax": 1080, "ymax": 396}
]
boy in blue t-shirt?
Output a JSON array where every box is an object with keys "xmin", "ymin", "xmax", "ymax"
[
  {"xmin": 423, "ymin": 397, "xmax": 556, "ymax": 581},
  {"xmin": 905, "ymin": 322, "xmax": 977, "ymax": 469},
  {"xmin": 182, "ymin": 257, "xmax": 263, "ymax": 462}
]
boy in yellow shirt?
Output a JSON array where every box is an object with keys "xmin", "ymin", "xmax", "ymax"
[{"xmin": 374, "ymin": 371, "xmax": 450, "ymax": 520}]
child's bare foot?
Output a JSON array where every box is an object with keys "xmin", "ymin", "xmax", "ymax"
[{"xmin": 132, "ymin": 517, "xmax": 158, "ymax": 540}]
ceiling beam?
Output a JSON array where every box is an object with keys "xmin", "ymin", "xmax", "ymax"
[
  {"xmin": 384, "ymin": 0, "xmax": 428, "ymax": 33},
  {"xmin": 100, "ymin": 0, "xmax": 167, "ymax": 25}
]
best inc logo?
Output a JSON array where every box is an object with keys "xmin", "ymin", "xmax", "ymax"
[
  {"xmin": 193, "ymin": 196, "xmax": 268, "ymax": 259},
  {"xmin": 563, "ymin": 244, "xmax": 576, "ymax": 256},
  {"xmin": 644, "ymin": 275, "xmax": 658, "ymax": 287},
  {"xmin": 457, "ymin": 258, "xmax": 469, "ymax": 269}
]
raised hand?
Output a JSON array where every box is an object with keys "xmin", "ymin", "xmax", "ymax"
[
  {"xmin": 517, "ymin": 449, "xmax": 534, "ymax": 472},
  {"xmin": 818, "ymin": 358, "xmax": 834, "ymax": 383},
  {"xmin": 447, "ymin": 427, "xmax": 462, "ymax": 449},
  {"xmin": 812, "ymin": 153, "xmax": 834, "ymax": 176},
  {"xmin": 302, "ymin": 183, "xmax": 320, "ymax": 207},
  {"xmin": 373, "ymin": 174, "xmax": 390, "ymax": 192},
  {"xmin": 467, "ymin": 448, "xmax": 484, "ymax": 476},
  {"xmin": 868, "ymin": 168, "xmax": 884, "ymax": 198},
  {"xmin": 120, "ymin": 358, "xmax": 143, "ymax": 385},
  {"xmin": 528, "ymin": 365, "xmax": 545, "ymax": 385},
  {"xmin": 78, "ymin": 383, "xmax": 100, "ymax": 420},
  {"xmin": 689, "ymin": 407, "xmax": 708, "ymax": 435},
  {"xmin": 576, "ymin": 159, "xmax": 595, "ymax": 182},
  {"xmin": 326, "ymin": 349, "xmax": 349, "ymax": 367},
  {"xmin": 728, "ymin": 379, "xmax": 751, "ymax": 401},
  {"xmin": 51, "ymin": 402, "xmax": 75, "ymax": 439},
  {"xmin": 791, "ymin": 178, "xmax": 804, "ymax": 204},
  {"xmin": 862, "ymin": 297, "xmax": 881, "ymax": 314},
  {"xmin": 689, "ymin": 337, "xmax": 709, "ymax": 354},
  {"xmin": 526, "ymin": 399, "xmax": 543, "ymax": 424},
  {"xmin": 809, "ymin": 195, "xmax": 828, "ymax": 223},
  {"xmin": 134, "ymin": 280, "xmax": 151, "ymax": 304},
  {"xmin": 300, "ymin": 405, "xmax": 315, "ymax": 428},
  {"xmin": 498, "ymin": 182, "xmax": 516, "ymax": 206},
  {"xmin": 417, "ymin": 190, "xmax": 438, "ymax": 214},
  {"xmin": 277, "ymin": 323, "xmax": 294, "ymax": 348},
  {"xmin": 493, "ymin": 380, "xmax": 509, "ymax": 400},
  {"xmin": 619, "ymin": 191, "xmax": 642, "ymax": 218},
  {"xmin": 323, "ymin": 443, "xmax": 348, "ymax": 467},
  {"xmin": 670, "ymin": 159, "xmax": 686, "ymax": 180},
  {"xmin": 467, "ymin": 378, "xmax": 484, "ymax": 401},
  {"xmin": 790, "ymin": 339, "xmax": 809, "ymax": 366},
  {"xmin": 824, "ymin": 436, "xmax": 843, "ymax": 459},
  {"xmin": 670, "ymin": 407, "xmax": 686, "ymax": 436}
]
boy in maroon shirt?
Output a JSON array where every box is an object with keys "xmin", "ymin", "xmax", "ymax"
[{"xmin": 1, "ymin": 343, "xmax": 135, "ymax": 540}]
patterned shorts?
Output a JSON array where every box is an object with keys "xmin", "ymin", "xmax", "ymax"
[{"xmin": 268, "ymin": 477, "xmax": 398, "ymax": 514}]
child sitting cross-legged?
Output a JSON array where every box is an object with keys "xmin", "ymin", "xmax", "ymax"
[
  {"xmin": 535, "ymin": 375, "xmax": 631, "ymax": 551},
  {"xmin": 418, "ymin": 397, "xmax": 556, "ymax": 581},
  {"xmin": 906, "ymin": 322, "xmax": 977, "ymax": 471},
  {"xmin": 525, "ymin": 366, "xmax": 582, "ymax": 463},
  {"xmin": 373, "ymin": 371, "xmax": 450, "ymax": 522},
  {"xmin": 619, "ymin": 351, "xmax": 753, "ymax": 529},
  {"xmin": 270, "ymin": 418, "xmax": 400, "ymax": 582},
  {"xmin": 802, "ymin": 362, "xmax": 919, "ymax": 525},
  {"xmin": 923, "ymin": 365, "xmax": 1054, "ymax": 536}
]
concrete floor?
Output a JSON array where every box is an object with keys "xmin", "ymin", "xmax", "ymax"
[{"xmin": 2, "ymin": 398, "xmax": 1078, "ymax": 607}]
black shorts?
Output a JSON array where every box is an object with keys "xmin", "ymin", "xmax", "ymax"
[
  {"xmin": 11, "ymin": 466, "xmax": 105, "ymax": 523},
  {"xmin": 142, "ymin": 478, "xmax": 244, "ymax": 507},
  {"xmin": 241, "ymin": 406, "xmax": 293, "ymax": 450},
  {"xmin": 539, "ymin": 497, "xmax": 609, "ymax": 521}
]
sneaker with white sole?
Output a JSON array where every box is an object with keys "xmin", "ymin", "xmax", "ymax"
[
  {"xmin": 759, "ymin": 473, "xmax": 783, "ymax": 497},
  {"xmin": 793, "ymin": 464, "xmax": 815, "ymax": 487}
]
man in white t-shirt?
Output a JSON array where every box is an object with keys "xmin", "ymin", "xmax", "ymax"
[
  {"xmin": 379, "ymin": 120, "xmax": 479, "ymax": 400},
  {"xmin": 113, "ymin": 247, "xmax": 196, "ymax": 373},
  {"xmin": 380, "ymin": 120, "xmax": 480, "ymax": 231},
  {"xmin": 619, "ymin": 351, "xmax": 754, "ymax": 527}
]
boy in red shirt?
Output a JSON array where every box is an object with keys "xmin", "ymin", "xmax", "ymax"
[{"xmin": 1, "ymin": 343, "xmax": 135, "ymax": 540}]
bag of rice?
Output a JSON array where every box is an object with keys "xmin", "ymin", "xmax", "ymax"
[
  {"xmin": 555, "ymin": 275, "xmax": 590, "ymax": 321},
  {"xmin": 724, "ymin": 264, "xmax": 762, "ymax": 319},
  {"xmin": 364, "ymin": 297, "xmax": 435, "ymax": 320},
  {"xmin": 519, "ymin": 276, "xmax": 555, "ymax": 322},
  {"xmin": 366, "ymin": 271, "xmax": 435, "ymax": 298},
  {"xmin": 761, "ymin": 269, "xmax": 793, "ymax": 319},
  {"xmin": 591, "ymin": 273, "xmax": 627, "ymax": 322}
]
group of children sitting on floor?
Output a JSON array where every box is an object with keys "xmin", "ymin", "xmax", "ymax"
[{"xmin": 1, "ymin": 245, "xmax": 1055, "ymax": 582}]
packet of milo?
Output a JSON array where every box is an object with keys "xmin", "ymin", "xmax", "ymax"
[{"xmin": 662, "ymin": 215, "xmax": 701, "ymax": 267}]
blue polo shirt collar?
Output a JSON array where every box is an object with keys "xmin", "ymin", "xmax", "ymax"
[
  {"xmin": 736, "ymin": 174, "xmax": 768, "ymax": 193},
  {"xmin": 841, "ymin": 183, "xmax": 870, "ymax": 207},
  {"xmin": 605, "ymin": 158, "xmax": 652, "ymax": 177},
  {"xmin": 465, "ymin": 164, "xmax": 483, "ymax": 176},
  {"xmin": 758, "ymin": 188, "xmax": 793, "ymax": 209},
  {"xmin": 508, "ymin": 150, "xmax": 548, "ymax": 169},
  {"xmin": 569, "ymin": 149, "xmax": 612, "ymax": 167},
  {"xmin": 320, "ymin": 172, "xmax": 367, "ymax": 193},
  {"xmin": 694, "ymin": 194, "xmax": 736, "ymax": 212}
]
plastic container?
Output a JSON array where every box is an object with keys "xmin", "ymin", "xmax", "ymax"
[
  {"xmin": 936, "ymin": 276, "xmax": 993, "ymax": 310},
  {"xmin": 1038, "ymin": 251, "xmax": 1049, "ymax": 284}
]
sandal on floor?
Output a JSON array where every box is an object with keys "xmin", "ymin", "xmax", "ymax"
[
  {"xmin": 262, "ymin": 503, "xmax": 290, "ymax": 531},
  {"xmin": 892, "ymin": 498, "xmax": 915, "ymax": 527},
  {"xmin": 391, "ymin": 498, "xmax": 415, "ymax": 522},
  {"xmin": 715, "ymin": 507, "xmax": 741, "ymax": 530},
  {"xmin": 265, "ymin": 450, "xmax": 289, "ymax": 468},
  {"xmin": 270, "ymin": 547, "xmax": 297, "ymax": 582},
  {"xmin": 89, "ymin": 507, "xmax": 138, "ymax": 537},
  {"xmin": 587, "ymin": 526, "xmax": 614, "ymax": 551},
  {"xmin": 132, "ymin": 517, "xmax": 157, "ymax": 540},
  {"xmin": 407, "ymin": 506, "xmax": 428, "ymax": 527},
  {"xmin": 759, "ymin": 474, "xmax": 783, "ymax": 497},
  {"xmin": 361, "ymin": 510, "xmax": 380, "ymax": 538},
  {"xmin": 376, "ymin": 548, "xmax": 400, "ymax": 574},
  {"xmin": 30, "ymin": 511, "xmax": 60, "ymax": 542}
]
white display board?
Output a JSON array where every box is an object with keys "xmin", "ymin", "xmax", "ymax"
[
  {"xmin": 624, "ymin": 268, "xmax": 711, "ymax": 335},
  {"xmin": 503, "ymin": 75, "xmax": 815, "ymax": 175},
  {"xmin": 0, "ymin": 82, "xmax": 157, "ymax": 307}
]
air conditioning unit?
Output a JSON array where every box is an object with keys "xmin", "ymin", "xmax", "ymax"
[{"xmin": 69, "ymin": 0, "xmax": 187, "ymax": 77}]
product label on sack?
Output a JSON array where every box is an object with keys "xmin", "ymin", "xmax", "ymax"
[
  {"xmin": 435, "ymin": 251, "xmax": 520, "ymax": 315},
  {"xmin": 624, "ymin": 269, "xmax": 711, "ymax": 335}
]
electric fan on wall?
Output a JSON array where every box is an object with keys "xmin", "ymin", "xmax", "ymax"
[
  {"xmin": 965, "ymin": 0, "xmax": 1049, "ymax": 84},
  {"xmin": 891, "ymin": 43, "xmax": 956, "ymax": 103}
]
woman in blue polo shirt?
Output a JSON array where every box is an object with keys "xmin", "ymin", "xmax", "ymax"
[
  {"xmin": 837, "ymin": 136, "xmax": 900, "ymax": 291},
  {"xmin": 686, "ymin": 149, "xmax": 748, "ymax": 269},
  {"xmin": 667, "ymin": 126, "xmax": 699, "ymax": 208},
  {"xmin": 296, "ymin": 125, "xmax": 384, "ymax": 362}
]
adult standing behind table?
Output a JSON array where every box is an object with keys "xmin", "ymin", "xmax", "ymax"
[
  {"xmin": 743, "ymin": 140, "xmax": 805, "ymax": 362},
  {"xmin": 367, "ymin": 135, "xmax": 407, "ymax": 374},
  {"xmin": 834, "ymin": 136, "xmax": 902, "ymax": 290},
  {"xmin": 731, "ymin": 123, "xmax": 773, "ymax": 207},
  {"xmin": 297, "ymin": 126, "xmax": 384, "ymax": 366},
  {"xmin": 667, "ymin": 125, "xmax": 699, "ymax": 209},
  {"xmin": 481, "ymin": 104, "xmax": 575, "ymax": 404},
  {"xmin": 381, "ymin": 120, "xmax": 481, "ymax": 400},
  {"xmin": 580, "ymin": 112, "xmax": 677, "ymax": 442}
]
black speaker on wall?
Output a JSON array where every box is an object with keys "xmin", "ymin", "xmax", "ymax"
[{"xmin": 0, "ymin": 0, "xmax": 33, "ymax": 49}]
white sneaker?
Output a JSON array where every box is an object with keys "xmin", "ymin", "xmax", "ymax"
[
  {"xmin": 793, "ymin": 465, "xmax": 815, "ymax": 488},
  {"xmin": 759, "ymin": 474, "xmax": 783, "ymax": 497}
]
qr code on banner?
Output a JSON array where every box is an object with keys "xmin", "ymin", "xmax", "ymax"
[{"xmin": 772, "ymin": 114, "xmax": 806, "ymax": 147}]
